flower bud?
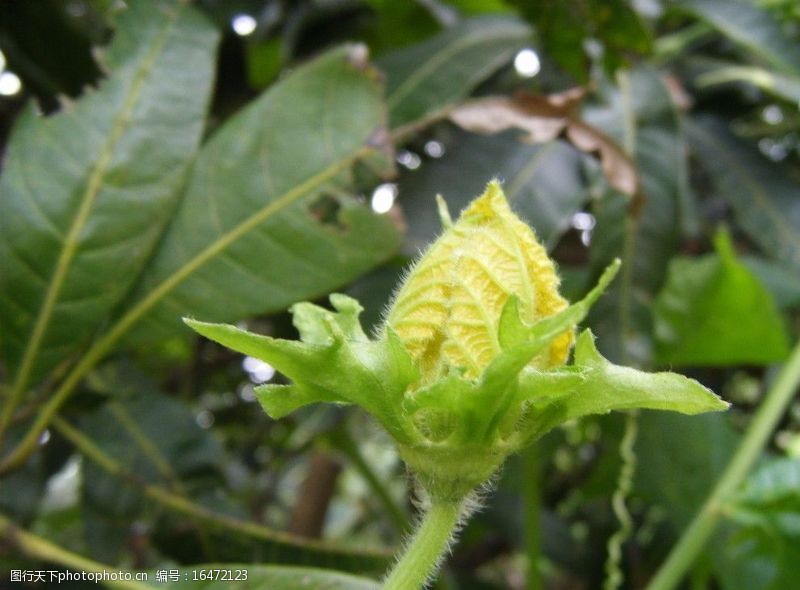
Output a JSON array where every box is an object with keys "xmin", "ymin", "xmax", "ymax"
[{"xmin": 386, "ymin": 181, "xmax": 572, "ymax": 385}]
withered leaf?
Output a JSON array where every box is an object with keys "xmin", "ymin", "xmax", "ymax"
[{"xmin": 448, "ymin": 89, "xmax": 639, "ymax": 197}]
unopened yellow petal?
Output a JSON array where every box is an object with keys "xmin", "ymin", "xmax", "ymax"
[{"xmin": 386, "ymin": 181, "xmax": 572, "ymax": 384}]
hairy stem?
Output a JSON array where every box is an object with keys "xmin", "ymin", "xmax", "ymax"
[
  {"xmin": 383, "ymin": 500, "xmax": 465, "ymax": 590},
  {"xmin": 647, "ymin": 338, "xmax": 800, "ymax": 590},
  {"xmin": 0, "ymin": 512, "xmax": 151, "ymax": 590}
]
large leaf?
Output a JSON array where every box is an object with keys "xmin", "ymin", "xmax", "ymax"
[
  {"xmin": 161, "ymin": 565, "xmax": 379, "ymax": 590},
  {"xmin": 510, "ymin": 0, "xmax": 652, "ymax": 79},
  {"xmin": 0, "ymin": 0, "xmax": 218, "ymax": 392},
  {"xmin": 677, "ymin": 0, "xmax": 800, "ymax": 75},
  {"xmin": 398, "ymin": 130, "xmax": 590, "ymax": 254},
  {"xmin": 653, "ymin": 230, "xmax": 790, "ymax": 366},
  {"xmin": 123, "ymin": 45, "xmax": 401, "ymax": 345},
  {"xmin": 688, "ymin": 118, "xmax": 800, "ymax": 273},
  {"xmin": 378, "ymin": 16, "xmax": 530, "ymax": 131}
]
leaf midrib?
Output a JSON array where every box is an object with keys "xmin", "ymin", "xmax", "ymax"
[
  {"xmin": 95, "ymin": 147, "xmax": 371, "ymax": 357},
  {"xmin": 9, "ymin": 4, "xmax": 184, "ymax": 399}
]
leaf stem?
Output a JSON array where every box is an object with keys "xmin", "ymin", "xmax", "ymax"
[
  {"xmin": 647, "ymin": 338, "xmax": 800, "ymax": 590},
  {"xmin": 0, "ymin": 150, "xmax": 368, "ymax": 475},
  {"xmin": 383, "ymin": 500, "xmax": 465, "ymax": 590},
  {"xmin": 0, "ymin": 512, "xmax": 151, "ymax": 590}
]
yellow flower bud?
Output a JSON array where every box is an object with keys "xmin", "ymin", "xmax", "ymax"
[{"xmin": 386, "ymin": 181, "xmax": 572, "ymax": 385}]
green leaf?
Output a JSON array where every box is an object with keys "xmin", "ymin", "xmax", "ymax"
[
  {"xmin": 0, "ymin": 424, "xmax": 49, "ymax": 521},
  {"xmin": 74, "ymin": 365, "xmax": 389, "ymax": 571},
  {"xmin": 359, "ymin": 0, "xmax": 441, "ymax": 56},
  {"xmin": 510, "ymin": 0, "xmax": 651, "ymax": 79},
  {"xmin": 122, "ymin": 46, "xmax": 401, "ymax": 346},
  {"xmin": 161, "ymin": 565, "xmax": 379, "ymax": 590},
  {"xmin": 79, "ymin": 382, "xmax": 229, "ymax": 563},
  {"xmin": 731, "ymin": 457, "xmax": 800, "ymax": 519},
  {"xmin": 587, "ymin": 67, "xmax": 691, "ymax": 365},
  {"xmin": 677, "ymin": 0, "xmax": 800, "ymax": 75},
  {"xmin": 378, "ymin": 16, "xmax": 530, "ymax": 130},
  {"xmin": 653, "ymin": 230, "xmax": 790, "ymax": 366},
  {"xmin": 518, "ymin": 330, "xmax": 728, "ymax": 442},
  {"xmin": 0, "ymin": 0, "xmax": 218, "ymax": 391},
  {"xmin": 688, "ymin": 118, "xmax": 800, "ymax": 273},
  {"xmin": 743, "ymin": 256, "xmax": 800, "ymax": 310},
  {"xmin": 398, "ymin": 131, "xmax": 591, "ymax": 253},
  {"xmin": 635, "ymin": 412, "xmax": 739, "ymax": 527},
  {"xmin": 723, "ymin": 458, "xmax": 800, "ymax": 590}
]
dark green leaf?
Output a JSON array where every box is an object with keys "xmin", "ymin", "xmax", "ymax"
[
  {"xmin": 510, "ymin": 0, "xmax": 651, "ymax": 79},
  {"xmin": 723, "ymin": 458, "xmax": 800, "ymax": 590},
  {"xmin": 731, "ymin": 457, "xmax": 800, "ymax": 520},
  {"xmin": 677, "ymin": 0, "xmax": 800, "ymax": 74},
  {"xmin": 587, "ymin": 67, "xmax": 690, "ymax": 365},
  {"xmin": 688, "ymin": 118, "xmax": 800, "ymax": 273},
  {"xmin": 743, "ymin": 257, "xmax": 800, "ymax": 310},
  {"xmin": 359, "ymin": 0, "xmax": 441, "ymax": 56},
  {"xmin": 398, "ymin": 130, "xmax": 591, "ymax": 253},
  {"xmin": 635, "ymin": 412, "xmax": 739, "ymax": 527},
  {"xmin": 161, "ymin": 564, "xmax": 379, "ymax": 590},
  {"xmin": 635, "ymin": 412, "xmax": 752, "ymax": 586},
  {"xmin": 124, "ymin": 46, "xmax": 401, "ymax": 345},
  {"xmin": 653, "ymin": 230, "xmax": 790, "ymax": 366},
  {"xmin": 0, "ymin": 424, "xmax": 49, "ymax": 521},
  {"xmin": 79, "ymin": 385, "xmax": 229, "ymax": 562},
  {"xmin": 378, "ymin": 16, "xmax": 530, "ymax": 131},
  {"xmin": 0, "ymin": 0, "xmax": 219, "ymax": 391}
]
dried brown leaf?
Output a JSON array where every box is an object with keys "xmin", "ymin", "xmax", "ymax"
[{"xmin": 448, "ymin": 89, "xmax": 639, "ymax": 197}]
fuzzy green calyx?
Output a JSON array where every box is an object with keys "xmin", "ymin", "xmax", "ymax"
[{"xmin": 184, "ymin": 182, "xmax": 729, "ymax": 502}]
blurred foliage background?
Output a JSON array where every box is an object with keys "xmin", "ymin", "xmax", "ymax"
[{"xmin": 0, "ymin": 0, "xmax": 799, "ymax": 588}]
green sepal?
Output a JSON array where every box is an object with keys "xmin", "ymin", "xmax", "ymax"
[
  {"xmin": 516, "ymin": 330, "xmax": 730, "ymax": 444},
  {"xmin": 498, "ymin": 258, "xmax": 621, "ymax": 350},
  {"xmin": 254, "ymin": 383, "xmax": 348, "ymax": 420},
  {"xmin": 185, "ymin": 259, "xmax": 728, "ymax": 504},
  {"xmin": 183, "ymin": 295, "xmax": 419, "ymax": 443}
]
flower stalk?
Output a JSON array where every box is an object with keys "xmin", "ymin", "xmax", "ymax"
[{"xmin": 383, "ymin": 500, "xmax": 466, "ymax": 590}]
